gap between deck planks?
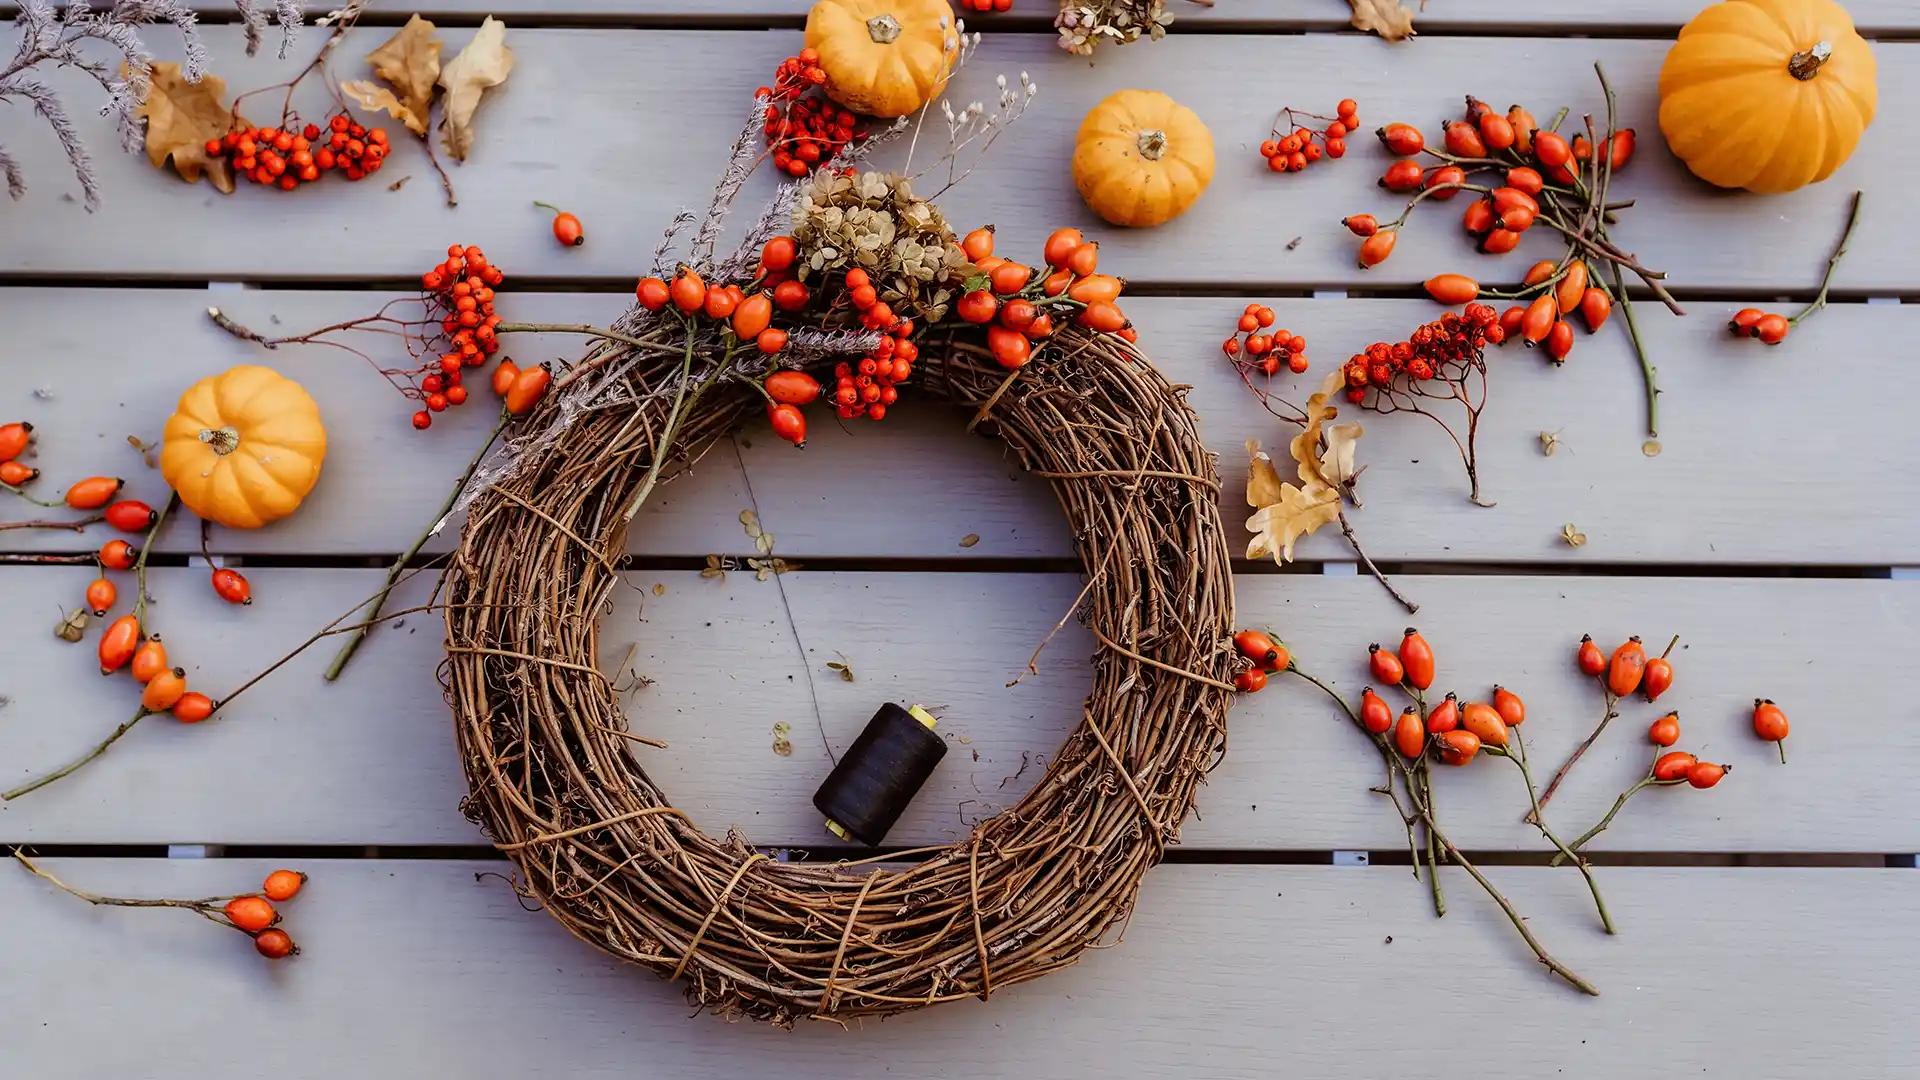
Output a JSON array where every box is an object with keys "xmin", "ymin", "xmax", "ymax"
[
  {"xmin": 1, "ymin": 858, "xmax": 1915, "ymax": 1079},
  {"xmin": 3, "ymin": 566, "xmax": 1914, "ymax": 852},
  {"xmin": 0, "ymin": 29, "xmax": 1906, "ymax": 291},
  {"xmin": 4, "ymin": 290, "xmax": 1915, "ymax": 565}
]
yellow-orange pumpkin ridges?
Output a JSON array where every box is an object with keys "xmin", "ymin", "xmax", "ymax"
[
  {"xmin": 1658, "ymin": 0, "xmax": 1876, "ymax": 194},
  {"xmin": 159, "ymin": 365, "xmax": 327, "ymax": 530},
  {"xmin": 804, "ymin": 0, "xmax": 960, "ymax": 119},
  {"xmin": 1072, "ymin": 89, "xmax": 1216, "ymax": 228}
]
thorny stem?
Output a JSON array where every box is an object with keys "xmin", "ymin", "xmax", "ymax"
[
  {"xmin": 1491, "ymin": 743, "xmax": 1615, "ymax": 934},
  {"xmin": 12, "ymin": 851, "xmax": 253, "ymax": 932},
  {"xmin": 1789, "ymin": 190, "xmax": 1864, "ymax": 326},
  {"xmin": 1288, "ymin": 665, "xmax": 1596, "ymax": 995},
  {"xmin": 623, "ymin": 320, "xmax": 707, "ymax": 523},
  {"xmin": 1602, "ymin": 262, "xmax": 1661, "ymax": 439},
  {"xmin": 1337, "ymin": 509, "xmax": 1418, "ymax": 613},
  {"xmin": 224, "ymin": 601, "xmax": 449, "ymax": 715},
  {"xmin": 2, "ymin": 482, "xmax": 64, "ymax": 508},
  {"xmin": 1535, "ymin": 686, "xmax": 1617, "ymax": 814},
  {"xmin": 4, "ymin": 708, "xmax": 147, "ymax": 801},
  {"xmin": 326, "ymin": 410, "xmax": 510, "ymax": 681},
  {"xmin": 1552, "ymin": 772, "xmax": 1683, "ymax": 865},
  {"xmin": 131, "ymin": 494, "xmax": 178, "ymax": 625},
  {"xmin": 0, "ymin": 514, "xmax": 105, "ymax": 533}
]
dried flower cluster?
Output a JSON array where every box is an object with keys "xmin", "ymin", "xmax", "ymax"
[
  {"xmin": 1054, "ymin": 0, "xmax": 1174, "ymax": 55},
  {"xmin": 1, "ymin": 0, "xmax": 302, "ymax": 209},
  {"xmin": 791, "ymin": 170, "xmax": 972, "ymax": 322}
]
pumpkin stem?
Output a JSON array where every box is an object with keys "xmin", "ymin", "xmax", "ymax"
[
  {"xmin": 865, "ymin": 13, "xmax": 902, "ymax": 43},
  {"xmin": 199, "ymin": 426, "xmax": 241, "ymax": 456},
  {"xmin": 1135, "ymin": 128, "xmax": 1168, "ymax": 161},
  {"xmin": 1788, "ymin": 40, "xmax": 1832, "ymax": 81}
]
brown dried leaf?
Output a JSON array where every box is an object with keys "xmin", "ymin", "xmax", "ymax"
[
  {"xmin": 755, "ymin": 531, "xmax": 776, "ymax": 556},
  {"xmin": 54, "ymin": 607, "xmax": 88, "ymax": 642},
  {"xmin": 341, "ymin": 81, "xmax": 427, "ymax": 137},
  {"xmin": 701, "ymin": 554, "xmax": 728, "ymax": 581},
  {"xmin": 1348, "ymin": 0, "xmax": 1416, "ymax": 40},
  {"xmin": 826, "ymin": 655, "xmax": 856, "ymax": 683},
  {"xmin": 1245, "ymin": 441, "xmax": 1341, "ymax": 564},
  {"xmin": 437, "ymin": 16, "xmax": 513, "ymax": 161},
  {"xmin": 739, "ymin": 509, "xmax": 762, "ymax": 538},
  {"xmin": 134, "ymin": 63, "xmax": 248, "ymax": 193},
  {"xmin": 365, "ymin": 14, "xmax": 441, "ymax": 133},
  {"xmin": 1289, "ymin": 369, "xmax": 1348, "ymax": 490},
  {"xmin": 126, "ymin": 435, "xmax": 158, "ymax": 468},
  {"xmin": 1321, "ymin": 422, "xmax": 1364, "ymax": 490}
]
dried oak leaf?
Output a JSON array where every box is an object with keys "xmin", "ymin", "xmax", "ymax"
[
  {"xmin": 342, "ymin": 83, "xmax": 427, "ymax": 138},
  {"xmin": 437, "ymin": 16, "xmax": 513, "ymax": 161},
  {"xmin": 364, "ymin": 14, "xmax": 442, "ymax": 134},
  {"xmin": 1246, "ymin": 439, "xmax": 1341, "ymax": 564},
  {"xmin": 135, "ymin": 63, "xmax": 249, "ymax": 193},
  {"xmin": 1349, "ymin": 0, "xmax": 1417, "ymax": 40},
  {"xmin": 1321, "ymin": 423, "xmax": 1364, "ymax": 490}
]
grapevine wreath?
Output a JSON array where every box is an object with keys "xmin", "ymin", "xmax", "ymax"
[{"xmin": 441, "ymin": 80, "xmax": 1236, "ymax": 1025}]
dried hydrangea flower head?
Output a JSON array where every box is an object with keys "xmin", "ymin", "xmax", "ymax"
[
  {"xmin": 792, "ymin": 169, "xmax": 972, "ymax": 323},
  {"xmin": 1056, "ymin": 0, "xmax": 1176, "ymax": 55}
]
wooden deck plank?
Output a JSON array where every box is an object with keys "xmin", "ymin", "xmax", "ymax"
[
  {"xmin": 1, "ymin": 29, "xmax": 1909, "ymax": 291},
  {"xmin": 3, "ymin": 2, "xmax": 1918, "ymax": 36},
  {"xmin": 6, "ymin": 289, "xmax": 1915, "ymax": 566},
  {"xmin": 3, "ymin": 858, "xmax": 1914, "ymax": 1079},
  {"xmin": 5, "ymin": 566, "xmax": 1914, "ymax": 852}
]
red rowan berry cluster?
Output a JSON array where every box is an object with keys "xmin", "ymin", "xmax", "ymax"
[
  {"xmin": 833, "ymin": 274, "xmax": 918, "ymax": 423},
  {"xmin": 1220, "ymin": 303, "xmax": 1309, "ymax": 375},
  {"xmin": 410, "ymin": 244, "xmax": 510, "ymax": 429},
  {"xmin": 205, "ymin": 113, "xmax": 389, "ymax": 191},
  {"xmin": 1342, "ymin": 303, "xmax": 1500, "ymax": 402},
  {"xmin": 758, "ymin": 48, "xmax": 865, "ymax": 177},
  {"xmin": 959, "ymin": 0, "xmax": 1012, "ymax": 12},
  {"xmin": 1259, "ymin": 100, "xmax": 1356, "ymax": 174},
  {"xmin": 1341, "ymin": 304, "xmax": 1498, "ymax": 505}
]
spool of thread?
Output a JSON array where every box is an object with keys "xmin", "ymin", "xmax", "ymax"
[{"xmin": 813, "ymin": 703, "xmax": 948, "ymax": 846}]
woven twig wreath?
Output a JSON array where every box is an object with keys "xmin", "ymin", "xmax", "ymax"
[{"xmin": 445, "ymin": 325, "xmax": 1235, "ymax": 1025}]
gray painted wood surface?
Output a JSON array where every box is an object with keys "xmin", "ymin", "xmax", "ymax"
[
  {"xmin": 0, "ymin": 30, "xmax": 1905, "ymax": 291},
  {"xmin": 7, "ymin": 290, "xmax": 1916, "ymax": 565},
  {"xmin": 4, "ymin": 1, "xmax": 1918, "ymax": 34},
  {"xmin": 2, "ymin": 8, "xmax": 1913, "ymax": 1072},
  {"xmin": 5, "ymin": 567, "xmax": 1913, "ymax": 850},
  {"xmin": 2, "ymin": 859, "xmax": 1915, "ymax": 1080}
]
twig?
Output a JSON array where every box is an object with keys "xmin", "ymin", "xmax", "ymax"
[
  {"xmin": 622, "ymin": 321, "xmax": 706, "ymax": 523},
  {"xmin": 1605, "ymin": 262, "xmax": 1660, "ymax": 439},
  {"xmin": 4, "ymin": 707, "xmax": 147, "ymax": 801},
  {"xmin": 0, "ymin": 553, "xmax": 93, "ymax": 564},
  {"xmin": 1437, "ymin": 837, "xmax": 1599, "ymax": 995},
  {"xmin": 13, "ymin": 850, "xmax": 254, "ymax": 932},
  {"xmin": 325, "ymin": 410, "xmax": 509, "ymax": 681},
  {"xmin": 1789, "ymin": 190, "xmax": 1864, "ymax": 326},
  {"xmin": 131, "ymin": 494, "xmax": 178, "ymax": 624},
  {"xmin": 2, "ymin": 481, "xmax": 64, "ymax": 508},
  {"xmin": 222, "ymin": 600, "xmax": 447, "ymax": 713},
  {"xmin": 1492, "ymin": 743, "xmax": 1614, "ymax": 934},
  {"xmin": 0, "ymin": 514, "xmax": 103, "ymax": 533},
  {"xmin": 423, "ymin": 132, "xmax": 457, "ymax": 207},
  {"xmin": 1009, "ymin": 570, "xmax": 1100, "ymax": 687},
  {"xmin": 1552, "ymin": 771, "xmax": 1683, "ymax": 866},
  {"xmin": 1337, "ymin": 510, "xmax": 1417, "ymax": 614},
  {"xmin": 1535, "ymin": 687, "xmax": 1616, "ymax": 814},
  {"xmin": 1290, "ymin": 665, "xmax": 1594, "ymax": 994}
]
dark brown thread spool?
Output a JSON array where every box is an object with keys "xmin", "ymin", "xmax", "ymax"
[{"xmin": 813, "ymin": 703, "xmax": 948, "ymax": 846}]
